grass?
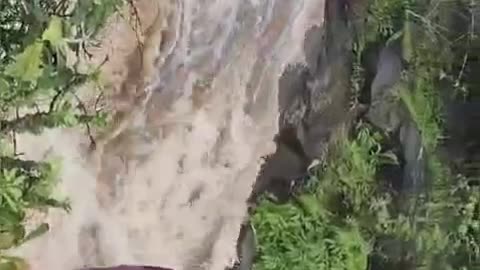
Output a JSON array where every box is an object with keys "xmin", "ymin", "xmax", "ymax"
[
  {"xmin": 253, "ymin": 199, "xmax": 370, "ymax": 270},
  {"xmin": 313, "ymin": 126, "xmax": 385, "ymax": 217},
  {"xmin": 252, "ymin": 126, "xmax": 385, "ymax": 270},
  {"xmin": 252, "ymin": 0, "xmax": 480, "ymax": 269},
  {"xmin": 398, "ymin": 74, "xmax": 443, "ymax": 152}
]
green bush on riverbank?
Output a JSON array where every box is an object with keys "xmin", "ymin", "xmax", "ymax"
[
  {"xmin": 253, "ymin": 126, "xmax": 381, "ymax": 270},
  {"xmin": 252, "ymin": 0, "xmax": 480, "ymax": 269}
]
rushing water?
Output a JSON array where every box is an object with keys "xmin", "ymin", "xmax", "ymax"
[{"xmin": 12, "ymin": 1, "xmax": 326, "ymax": 269}]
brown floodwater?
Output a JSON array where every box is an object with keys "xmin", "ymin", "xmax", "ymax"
[{"xmin": 11, "ymin": 1, "xmax": 326, "ymax": 269}]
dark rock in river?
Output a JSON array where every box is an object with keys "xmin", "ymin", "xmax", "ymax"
[{"xmin": 251, "ymin": 0, "xmax": 354, "ymax": 203}]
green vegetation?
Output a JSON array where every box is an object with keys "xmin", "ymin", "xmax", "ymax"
[
  {"xmin": 253, "ymin": 126, "xmax": 380, "ymax": 270},
  {"xmin": 399, "ymin": 76, "xmax": 443, "ymax": 152},
  {"xmin": 0, "ymin": 0, "xmax": 125, "ymax": 268},
  {"xmin": 253, "ymin": 199, "xmax": 369, "ymax": 270},
  {"xmin": 253, "ymin": 0, "xmax": 480, "ymax": 270}
]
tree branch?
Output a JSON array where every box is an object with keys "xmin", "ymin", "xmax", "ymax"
[{"xmin": 0, "ymin": 112, "xmax": 51, "ymax": 134}]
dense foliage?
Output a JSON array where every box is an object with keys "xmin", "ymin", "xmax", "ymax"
[
  {"xmin": 253, "ymin": 0, "xmax": 480, "ymax": 270},
  {"xmin": 253, "ymin": 126, "xmax": 384, "ymax": 270},
  {"xmin": 0, "ymin": 0, "xmax": 124, "ymax": 268}
]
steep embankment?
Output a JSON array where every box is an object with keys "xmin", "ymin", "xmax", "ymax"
[{"xmin": 250, "ymin": 0, "xmax": 480, "ymax": 270}]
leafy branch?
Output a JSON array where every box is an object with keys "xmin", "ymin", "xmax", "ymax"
[{"xmin": 0, "ymin": 0, "xmax": 125, "ymax": 268}]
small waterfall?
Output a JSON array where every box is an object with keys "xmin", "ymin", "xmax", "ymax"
[{"xmin": 11, "ymin": 1, "xmax": 327, "ymax": 269}]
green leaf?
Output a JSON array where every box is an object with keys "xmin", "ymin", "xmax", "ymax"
[
  {"xmin": 297, "ymin": 194, "xmax": 325, "ymax": 218},
  {"xmin": 336, "ymin": 228, "xmax": 370, "ymax": 270},
  {"xmin": 402, "ymin": 14, "xmax": 413, "ymax": 63},
  {"xmin": 3, "ymin": 194, "xmax": 19, "ymax": 214},
  {"xmin": 0, "ymin": 261, "xmax": 17, "ymax": 270},
  {"xmin": 11, "ymin": 225, "xmax": 25, "ymax": 244},
  {"xmin": 42, "ymin": 16, "xmax": 64, "ymax": 47},
  {"xmin": 0, "ymin": 232, "xmax": 16, "ymax": 249},
  {"xmin": 5, "ymin": 42, "xmax": 44, "ymax": 82},
  {"xmin": 0, "ymin": 208, "xmax": 22, "ymax": 228},
  {"xmin": 0, "ymin": 79, "xmax": 8, "ymax": 93},
  {"xmin": 0, "ymin": 256, "xmax": 29, "ymax": 270}
]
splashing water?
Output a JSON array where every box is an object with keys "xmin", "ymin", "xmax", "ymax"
[{"xmin": 12, "ymin": 1, "xmax": 325, "ymax": 269}]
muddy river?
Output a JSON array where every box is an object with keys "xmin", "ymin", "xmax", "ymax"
[{"xmin": 10, "ymin": 1, "xmax": 327, "ymax": 270}]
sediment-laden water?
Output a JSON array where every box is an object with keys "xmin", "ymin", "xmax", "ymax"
[{"xmin": 11, "ymin": 1, "xmax": 326, "ymax": 270}]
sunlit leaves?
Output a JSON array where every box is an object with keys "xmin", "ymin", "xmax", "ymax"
[
  {"xmin": 0, "ymin": 256, "xmax": 29, "ymax": 270},
  {"xmin": 253, "ymin": 127, "xmax": 381, "ymax": 270},
  {"xmin": 0, "ymin": 169, "xmax": 26, "ymax": 214},
  {"xmin": 0, "ymin": 0, "xmax": 122, "ymax": 115},
  {"xmin": 5, "ymin": 42, "xmax": 44, "ymax": 83},
  {"xmin": 0, "ymin": 232, "xmax": 16, "ymax": 250},
  {"xmin": 0, "ymin": 158, "xmax": 66, "ymax": 251},
  {"xmin": 0, "ymin": 3, "xmax": 119, "ymax": 265},
  {"xmin": 42, "ymin": 16, "xmax": 63, "ymax": 48},
  {"xmin": 253, "ymin": 199, "xmax": 370, "ymax": 270},
  {"xmin": 402, "ymin": 12, "xmax": 414, "ymax": 63}
]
